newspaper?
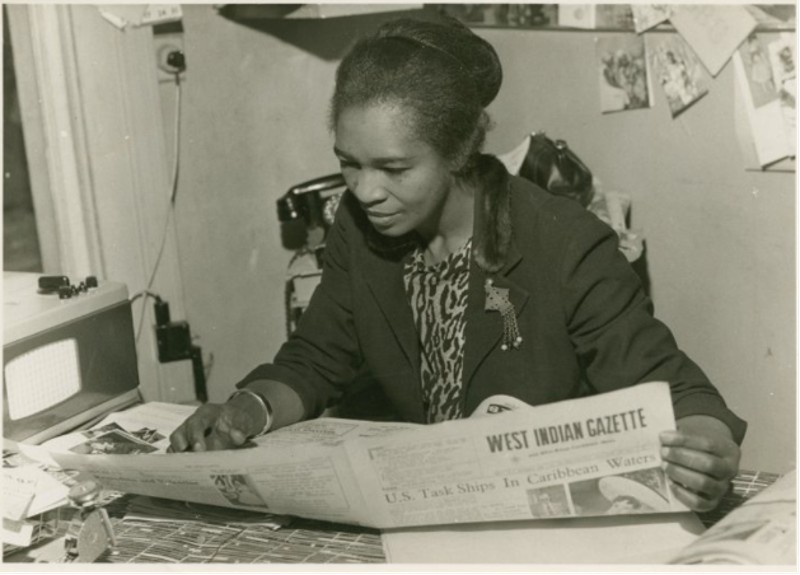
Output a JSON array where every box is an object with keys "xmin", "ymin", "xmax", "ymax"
[
  {"xmin": 669, "ymin": 470, "xmax": 796, "ymax": 565},
  {"xmin": 22, "ymin": 382, "xmax": 687, "ymax": 530}
]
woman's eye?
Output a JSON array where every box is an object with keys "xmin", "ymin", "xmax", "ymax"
[
  {"xmin": 383, "ymin": 167, "xmax": 407, "ymax": 175},
  {"xmin": 338, "ymin": 160, "xmax": 359, "ymax": 170}
]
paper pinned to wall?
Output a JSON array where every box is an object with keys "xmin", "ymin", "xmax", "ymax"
[
  {"xmin": 767, "ymin": 33, "xmax": 797, "ymax": 157},
  {"xmin": 648, "ymin": 33, "xmax": 709, "ymax": 118},
  {"xmin": 596, "ymin": 34, "xmax": 653, "ymax": 114},
  {"xmin": 733, "ymin": 35, "xmax": 792, "ymax": 168},
  {"xmin": 631, "ymin": 4, "xmax": 672, "ymax": 34},
  {"xmin": 97, "ymin": 4, "xmax": 182, "ymax": 30},
  {"xmin": 558, "ymin": 4, "xmax": 596, "ymax": 29},
  {"xmin": 97, "ymin": 5, "xmax": 147, "ymax": 30},
  {"xmin": 670, "ymin": 5, "xmax": 757, "ymax": 77}
]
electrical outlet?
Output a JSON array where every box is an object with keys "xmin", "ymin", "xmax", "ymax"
[{"xmin": 154, "ymin": 30, "xmax": 186, "ymax": 83}]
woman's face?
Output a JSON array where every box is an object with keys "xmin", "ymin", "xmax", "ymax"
[{"xmin": 334, "ymin": 103, "xmax": 456, "ymax": 237}]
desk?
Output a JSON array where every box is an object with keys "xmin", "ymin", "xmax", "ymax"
[{"xmin": 5, "ymin": 470, "xmax": 780, "ymax": 564}]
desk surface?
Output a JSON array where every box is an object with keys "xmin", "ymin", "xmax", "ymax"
[{"xmin": 5, "ymin": 469, "xmax": 780, "ymax": 564}]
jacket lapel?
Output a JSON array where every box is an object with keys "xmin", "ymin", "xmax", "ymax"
[
  {"xmin": 462, "ymin": 241, "xmax": 529, "ymax": 391},
  {"xmin": 363, "ymin": 249, "xmax": 420, "ymax": 378}
]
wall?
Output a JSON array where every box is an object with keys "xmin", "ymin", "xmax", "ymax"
[{"xmin": 167, "ymin": 7, "xmax": 795, "ymax": 474}]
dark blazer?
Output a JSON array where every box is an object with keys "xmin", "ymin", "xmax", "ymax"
[{"xmin": 239, "ymin": 176, "xmax": 746, "ymax": 443}]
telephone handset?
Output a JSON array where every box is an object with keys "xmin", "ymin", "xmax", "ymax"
[{"xmin": 276, "ymin": 173, "xmax": 346, "ymax": 250}]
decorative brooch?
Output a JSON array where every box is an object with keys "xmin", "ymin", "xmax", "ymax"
[{"xmin": 484, "ymin": 278, "xmax": 522, "ymax": 351}]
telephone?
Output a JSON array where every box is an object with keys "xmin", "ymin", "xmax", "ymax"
[
  {"xmin": 276, "ymin": 173, "xmax": 347, "ymax": 251},
  {"xmin": 276, "ymin": 174, "xmax": 347, "ymax": 335}
]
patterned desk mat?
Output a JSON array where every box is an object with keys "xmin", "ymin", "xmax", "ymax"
[{"xmin": 100, "ymin": 496, "xmax": 385, "ymax": 564}]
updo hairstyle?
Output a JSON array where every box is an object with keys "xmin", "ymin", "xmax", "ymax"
[{"xmin": 329, "ymin": 17, "xmax": 503, "ymax": 175}]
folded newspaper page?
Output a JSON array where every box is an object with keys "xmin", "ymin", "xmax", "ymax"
[
  {"xmin": 669, "ymin": 470, "xmax": 796, "ymax": 565},
  {"xmin": 23, "ymin": 381, "xmax": 687, "ymax": 529}
]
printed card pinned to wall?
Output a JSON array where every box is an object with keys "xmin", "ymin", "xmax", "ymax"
[
  {"xmin": 670, "ymin": 5, "xmax": 757, "ymax": 77},
  {"xmin": 631, "ymin": 4, "xmax": 672, "ymax": 34},
  {"xmin": 594, "ymin": 5, "xmax": 635, "ymax": 30},
  {"xmin": 733, "ymin": 34, "xmax": 792, "ymax": 167},
  {"xmin": 768, "ymin": 33, "xmax": 797, "ymax": 157},
  {"xmin": 596, "ymin": 35, "xmax": 652, "ymax": 114},
  {"xmin": 648, "ymin": 34, "xmax": 709, "ymax": 118},
  {"xmin": 558, "ymin": 4, "xmax": 595, "ymax": 29}
]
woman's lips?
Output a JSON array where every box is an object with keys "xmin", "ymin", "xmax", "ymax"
[{"xmin": 366, "ymin": 211, "xmax": 398, "ymax": 225}]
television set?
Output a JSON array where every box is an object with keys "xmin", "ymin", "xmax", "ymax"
[{"xmin": 3, "ymin": 272, "xmax": 141, "ymax": 444}]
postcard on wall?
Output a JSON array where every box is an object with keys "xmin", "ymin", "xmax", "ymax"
[
  {"xmin": 648, "ymin": 34, "xmax": 709, "ymax": 118},
  {"xmin": 595, "ymin": 5, "xmax": 635, "ymax": 30},
  {"xmin": 733, "ymin": 34, "xmax": 791, "ymax": 167},
  {"xmin": 558, "ymin": 4, "xmax": 595, "ymax": 29},
  {"xmin": 631, "ymin": 4, "xmax": 672, "ymax": 34},
  {"xmin": 595, "ymin": 34, "xmax": 652, "ymax": 114},
  {"xmin": 670, "ymin": 5, "xmax": 757, "ymax": 77},
  {"xmin": 437, "ymin": 4, "xmax": 558, "ymax": 28},
  {"xmin": 768, "ymin": 33, "xmax": 797, "ymax": 157}
]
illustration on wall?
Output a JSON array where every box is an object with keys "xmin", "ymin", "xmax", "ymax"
[
  {"xmin": 767, "ymin": 33, "xmax": 796, "ymax": 156},
  {"xmin": 631, "ymin": 4, "xmax": 672, "ymax": 34},
  {"xmin": 649, "ymin": 34, "xmax": 709, "ymax": 118},
  {"xmin": 595, "ymin": 34, "xmax": 652, "ymax": 114}
]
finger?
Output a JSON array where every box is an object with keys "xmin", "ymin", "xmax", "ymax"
[
  {"xmin": 168, "ymin": 427, "xmax": 189, "ymax": 452},
  {"xmin": 661, "ymin": 445, "xmax": 734, "ymax": 480},
  {"xmin": 663, "ymin": 459, "xmax": 730, "ymax": 501},
  {"xmin": 668, "ymin": 479, "xmax": 720, "ymax": 513},
  {"xmin": 659, "ymin": 430, "xmax": 737, "ymax": 457},
  {"xmin": 215, "ymin": 412, "xmax": 249, "ymax": 446},
  {"xmin": 203, "ymin": 430, "xmax": 234, "ymax": 451},
  {"xmin": 183, "ymin": 411, "xmax": 218, "ymax": 452}
]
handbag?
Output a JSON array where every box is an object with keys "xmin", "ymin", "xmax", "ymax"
[{"xmin": 517, "ymin": 131, "xmax": 595, "ymax": 207}]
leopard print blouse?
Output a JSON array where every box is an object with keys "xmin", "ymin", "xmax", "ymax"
[{"xmin": 403, "ymin": 239, "xmax": 471, "ymax": 423}]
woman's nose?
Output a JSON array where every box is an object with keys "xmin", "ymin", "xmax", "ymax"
[{"xmin": 350, "ymin": 170, "xmax": 386, "ymax": 205}]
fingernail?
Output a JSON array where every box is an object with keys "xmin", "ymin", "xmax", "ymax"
[
  {"xmin": 660, "ymin": 447, "xmax": 669, "ymax": 459},
  {"xmin": 193, "ymin": 442, "xmax": 206, "ymax": 452}
]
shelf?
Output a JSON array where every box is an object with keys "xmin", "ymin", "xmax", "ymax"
[{"xmin": 215, "ymin": 4, "xmax": 422, "ymax": 20}]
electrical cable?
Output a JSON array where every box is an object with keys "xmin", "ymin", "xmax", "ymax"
[
  {"xmin": 129, "ymin": 290, "xmax": 162, "ymax": 305},
  {"xmin": 135, "ymin": 72, "xmax": 183, "ymax": 343}
]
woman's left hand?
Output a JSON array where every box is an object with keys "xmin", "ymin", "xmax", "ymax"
[{"xmin": 659, "ymin": 415, "xmax": 741, "ymax": 512}]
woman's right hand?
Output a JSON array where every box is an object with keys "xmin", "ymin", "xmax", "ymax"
[{"xmin": 168, "ymin": 393, "xmax": 267, "ymax": 452}]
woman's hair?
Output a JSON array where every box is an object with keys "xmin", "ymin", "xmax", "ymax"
[{"xmin": 329, "ymin": 17, "xmax": 503, "ymax": 174}]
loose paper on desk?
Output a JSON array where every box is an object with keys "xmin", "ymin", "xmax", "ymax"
[
  {"xmin": 30, "ymin": 382, "xmax": 688, "ymax": 530},
  {"xmin": 669, "ymin": 470, "xmax": 796, "ymax": 565}
]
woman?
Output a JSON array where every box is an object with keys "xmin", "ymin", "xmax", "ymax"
[{"xmin": 170, "ymin": 17, "xmax": 745, "ymax": 513}]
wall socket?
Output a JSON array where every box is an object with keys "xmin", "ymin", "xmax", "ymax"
[{"xmin": 153, "ymin": 21, "xmax": 186, "ymax": 83}]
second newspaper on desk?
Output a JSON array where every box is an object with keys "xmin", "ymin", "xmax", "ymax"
[{"xmin": 29, "ymin": 381, "xmax": 688, "ymax": 529}]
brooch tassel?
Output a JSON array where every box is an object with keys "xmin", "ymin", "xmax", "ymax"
[{"xmin": 484, "ymin": 278, "xmax": 523, "ymax": 351}]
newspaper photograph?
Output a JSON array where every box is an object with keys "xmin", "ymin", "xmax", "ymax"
[{"xmin": 20, "ymin": 382, "xmax": 687, "ymax": 530}]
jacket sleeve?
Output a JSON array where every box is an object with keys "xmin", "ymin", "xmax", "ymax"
[
  {"xmin": 558, "ymin": 209, "xmax": 747, "ymax": 444},
  {"xmin": 235, "ymin": 199, "xmax": 364, "ymax": 418}
]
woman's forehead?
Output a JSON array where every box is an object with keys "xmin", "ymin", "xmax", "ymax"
[{"xmin": 335, "ymin": 102, "xmax": 427, "ymax": 153}]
